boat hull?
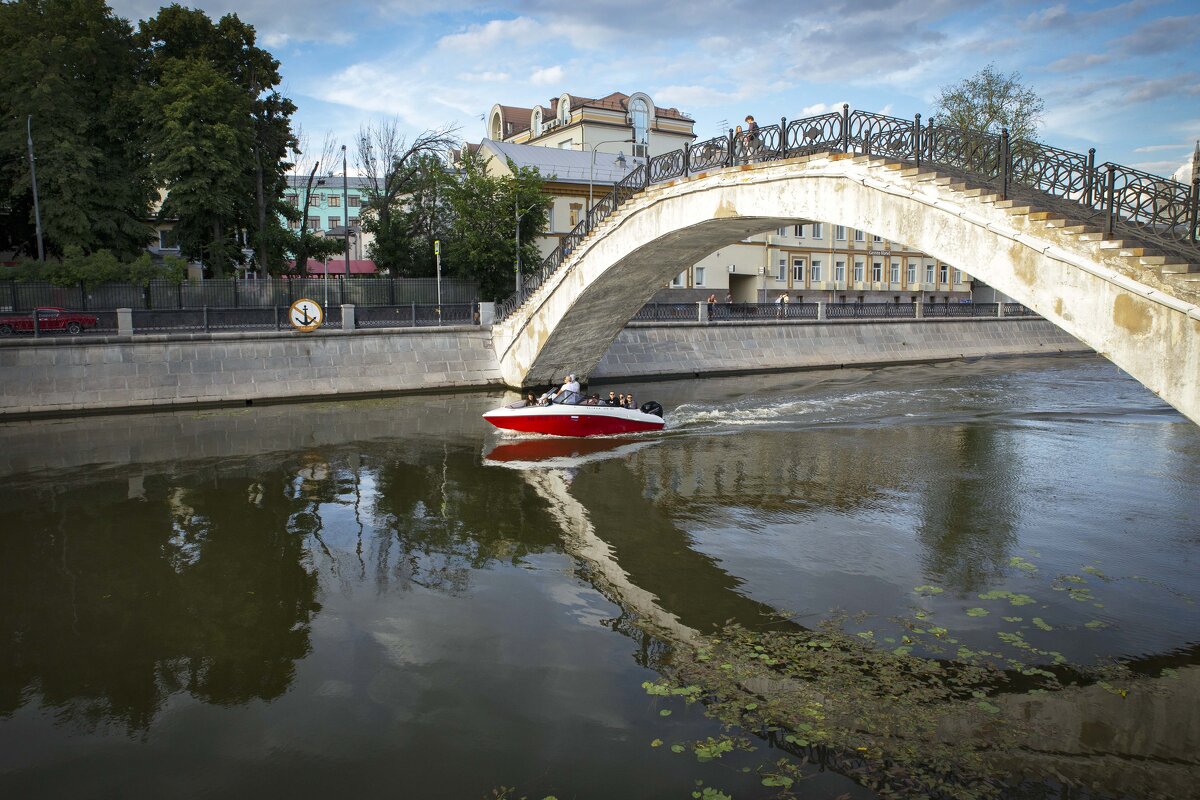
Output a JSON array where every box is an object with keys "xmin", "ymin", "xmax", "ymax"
[{"xmin": 483, "ymin": 405, "xmax": 664, "ymax": 437}]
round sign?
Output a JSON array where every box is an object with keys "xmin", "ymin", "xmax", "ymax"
[{"xmin": 288, "ymin": 298, "xmax": 324, "ymax": 332}]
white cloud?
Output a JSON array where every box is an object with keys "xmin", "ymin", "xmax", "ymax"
[
  {"xmin": 1134, "ymin": 143, "xmax": 1191, "ymax": 154},
  {"xmin": 530, "ymin": 66, "xmax": 565, "ymax": 86}
]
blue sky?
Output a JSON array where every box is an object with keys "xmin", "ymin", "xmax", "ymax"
[{"xmin": 112, "ymin": 0, "xmax": 1200, "ymax": 177}]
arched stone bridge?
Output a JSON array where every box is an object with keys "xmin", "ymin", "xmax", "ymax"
[{"xmin": 492, "ymin": 110, "xmax": 1200, "ymax": 424}]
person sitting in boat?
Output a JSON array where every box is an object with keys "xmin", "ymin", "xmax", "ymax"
[
  {"xmin": 553, "ymin": 374, "xmax": 581, "ymax": 402},
  {"xmin": 623, "ymin": 393, "xmax": 634, "ymax": 409},
  {"xmin": 606, "ymin": 391, "xmax": 618, "ymax": 406}
]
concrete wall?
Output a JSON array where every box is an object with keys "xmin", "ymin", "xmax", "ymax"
[
  {"xmin": 0, "ymin": 327, "xmax": 504, "ymax": 417},
  {"xmin": 0, "ymin": 319, "xmax": 1086, "ymax": 418},
  {"xmin": 592, "ymin": 318, "xmax": 1086, "ymax": 380}
]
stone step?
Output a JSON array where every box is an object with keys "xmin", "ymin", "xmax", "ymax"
[
  {"xmin": 1160, "ymin": 262, "xmax": 1200, "ymax": 274},
  {"xmin": 948, "ymin": 184, "xmax": 985, "ymax": 197},
  {"xmin": 1029, "ymin": 211, "xmax": 1067, "ymax": 222},
  {"xmin": 1126, "ymin": 253, "xmax": 1168, "ymax": 265}
]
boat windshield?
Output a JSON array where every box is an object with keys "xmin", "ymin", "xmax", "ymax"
[{"xmin": 551, "ymin": 390, "xmax": 586, "ymax": 405}]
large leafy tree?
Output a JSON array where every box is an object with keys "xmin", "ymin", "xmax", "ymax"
[
  {"xmin": 0, "ymin": 0, "xmax": 154, "ymax": 259},
  {"xmin": 137, "ymin": 4, "xmax": 297, "ymax": 275},
  {"xmin": 933, "ymin": 63, "xmax": 1045, "ymax": 142},
  {"xmin": 443, "ymin": 152, "xmax": 550, "ymax": 301},
  {"xmin": 144, "ymin": 57, "xmax": 251, "ymax": 274}
]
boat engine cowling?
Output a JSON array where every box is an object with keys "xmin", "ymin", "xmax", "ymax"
[{"xmin": 639, "ymin": 401, "xmax": 664, "ymax": 418}]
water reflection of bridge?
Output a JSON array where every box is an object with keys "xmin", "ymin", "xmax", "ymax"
[{"xmin": 526, "ymin": 452, "xmax": 1200, "ymax": 796}]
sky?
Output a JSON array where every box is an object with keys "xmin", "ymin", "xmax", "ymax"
[{"xmin": 110, "ymin": 0, "xmax": 1200, "ymax": 178}]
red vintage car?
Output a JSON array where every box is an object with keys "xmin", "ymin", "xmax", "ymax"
[{"xmin": 0, "ymin": 307, "xmax": 100, "ymax": 335}]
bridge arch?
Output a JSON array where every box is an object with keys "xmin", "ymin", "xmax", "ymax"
[{"xmin": 492, "ymin": 153, "xmax": 1200, "ymax": 424}]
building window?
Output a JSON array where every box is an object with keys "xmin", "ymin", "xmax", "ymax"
[
  {"xmin": 631, "ymin": 97, "xmax": 649, "ymax": 157},
  {"xmin": 694, "ymin": 266, "xmax": 705, "ymax": 286},
  {"xmin": 533, "ymin": 108, "xmax": 542, "ymax": 136},
  {"xmin": 872, "ymin": 261, "xmax": 883, "ymax": 282},
  {"xmin": 310, "ymin": 194, "xmax": 323, "ymax": 207},
  {"xmin": 853, "ymin": 260, "xmax": 865, "ymax": 282},
  {"xmin": 854, "ymin": 229, "xmax": 865, "ymax": 242},
  {"xmin": 671, "ymin": 271, "xmax": 686, "ymax": 287},
  {"xmin": 939, "ymin": 264, "xmax": 949, "ymax": 285},
  {"xmin": 348, "ymin": 196, "xmax": 360, "ymax": 208},
  {"xmin": 925, "ymin": 263, "xmax": 935, "ymax": 284},
  {"xmin": 890, "ymin": 260, "xmax": 900, "ymax": 284},
  {"xmin": 569, "ymin": 203, "xmax": 582, "ymax": 226},
  {"xmin": 810, "ymin": 259, "xmax": 822, "ymax": 282},
  {"xmin": 328, "ymin": 195, "xmax": 340, "ymax": 207},
  {"xmin": 287, "ymin": 195, "xmax": 299, "ymax": 207},
  {"xmin": 306, "ymin": 216, "xmax": 320, "ymax": 229},
  {"xmin": 834, "ymin": 225, "xmax": 846, "ymax": 241},
  {"xmin": 794, "ymin": 224, "xmax": 805, "ymax": 237},
  {"xmin": 953, "ymin": 269, "xmax": 963, "ymax": 285},
  {"xmin": 907, "ymin": 263, "xmax": 916, "ymax": 285},
  {"xmin": 811, "ymin": 222, "xmax": 822, "ymax": 239},
  {"xmin": 834, "ymin": 260, "xmax": 846, "ymax": 282},
  {"xmin": 792, "ymin": 258, "xmax": 805, "ymax": 283},
  {"xmin": 159, "ymin": 229, "xmax": 179, "ymax": 249},
  {"xmin": 873, "ymin": 234, "xmax": 883, "ymax": 243},
  {"xmin": 558, "ymin": 139, "xmax": 573, "ymax": 149},
  {"xmin": 289, "ymin": 219, "xmax": 300, "ymax": 230},
  {"xmin": 348, "ymin": 216, "xmax": 358, "ymax": 227},
  {"xmin": 777, "ymin": 258, "xmax": 787, "ymax": 281},
  {"xmin": 778, "ymin": 227, "xmax": 788, "ymax": 237},
  {"xmin": 328, "ymin": 216, "xmax": 340, "ymax": 229}
]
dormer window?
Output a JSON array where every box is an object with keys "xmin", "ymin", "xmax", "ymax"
[
  {"xmin": 559, "ymin": 93, "xmax": 571, "ymax": 125},
  {"xmin": 533, "ymin": 109, "xmax": 542, "ymax": 136},
  {"xmin": 630, "ymin": 97, "xmax": 649, "ymax": 157}
]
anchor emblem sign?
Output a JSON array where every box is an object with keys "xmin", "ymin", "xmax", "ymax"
[{"xmin": 288, "ymin": 299, "xmax": 324, "ymax": 332}]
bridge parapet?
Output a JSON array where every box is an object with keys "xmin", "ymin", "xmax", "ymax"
[{"xmin": 498, "ymin": 105, "xmax": 1198, "ymax": 325}]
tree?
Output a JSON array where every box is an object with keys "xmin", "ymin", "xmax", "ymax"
[
  {"xmin": 0, "ymin": 0, "xmax": 154, "ymax": 259},
  {"xmin": 143, "ymin": 57, "xmax": 252, "ymax": 275},
  {"xmin": 137, "ymin": 4, "xmax": 297, "ymax": 275},
  {"xmin": 932, "ymin": 64, "xmax": 1045, "ymax": 143},
  {"xmin": 356, "ymin": 119, "xmax": 458, "ymax": 275},
  {"xmin": 443, "ymin": 152, "xmax": 550, "ymax": 301}
]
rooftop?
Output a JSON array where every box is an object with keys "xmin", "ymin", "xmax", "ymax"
[{"xmin": 480, "ymin": 139, "xmax": 644, "ymax": 185}]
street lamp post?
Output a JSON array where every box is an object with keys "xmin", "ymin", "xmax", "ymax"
[
  {"xmin": 514, "ymin": 199, "xmax": 541, "ymax": 296},
  {"xmin": 588, "ymin": 137, "xmax": 635, "ymax": 211},
  {"xmin": 26, "ymin": 116, "xmax": 44, "ymax": 262},
  {"xmin": 342, "ymin": 144, "xmax": 351, "ymax": 278}
]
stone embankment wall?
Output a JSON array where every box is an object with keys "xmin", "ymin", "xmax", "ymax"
[
  {"xmin": 0, "ymin": 327, "xmax": 503, "ymax": 417},
  {"xmin": 0, "ymin": 318, "xmax": 1086, "ymax": 418},
  {"xmin": 592, "ymin": 318, "xmax": 1086, "ymax": 380}
]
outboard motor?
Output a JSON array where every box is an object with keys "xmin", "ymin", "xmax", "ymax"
[{"xmin": 639, "ymin": 401, "xmax": 664, "ymax": 418}]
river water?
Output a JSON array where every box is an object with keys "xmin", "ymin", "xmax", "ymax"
[{"xmin": 0, "ymin": 354, "xmax": 1197, "ymax": 799}]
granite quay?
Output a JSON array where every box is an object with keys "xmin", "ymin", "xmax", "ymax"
[{"xmin": 0, "ymin": 316, "xmax": 1085, "ymax": 418}]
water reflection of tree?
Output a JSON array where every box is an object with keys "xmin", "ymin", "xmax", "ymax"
[
  {"xmin": 0, "ymin": 468, "xmax": 320, "ymax": 732},
  {"xmin": 366, "ymin": 445, "xmax": 561, "ymax": 595},
  {"xmin": 914, "ymin": 423, "xmax": 1021, "ymax": 592}
]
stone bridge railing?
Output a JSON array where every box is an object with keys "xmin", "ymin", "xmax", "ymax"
[{"xmin": 496, "ymin": 105, "xmax": 1200, "ymax": 323}]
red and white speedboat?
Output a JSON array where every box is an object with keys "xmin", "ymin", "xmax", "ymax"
[{"xmin": 483, "ymin": 393, "xmax": 665, "ymax": 437}]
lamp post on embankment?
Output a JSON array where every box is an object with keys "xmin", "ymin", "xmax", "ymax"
[{"xmin": 587, "ymin": 137, "xmax": 634, "ymax": 210}]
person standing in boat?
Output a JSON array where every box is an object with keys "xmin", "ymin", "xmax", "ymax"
[{"xmin": 545, "ymin": 373, "xmax": 581, "ymax": 404}]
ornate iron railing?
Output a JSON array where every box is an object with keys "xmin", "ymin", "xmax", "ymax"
[
  {"xmin": 826, "ymin": 302, "xmax": 916, "ymax": 319},
  {"xmin": 494, "ymin": 104, "xmax": 1199, "ymax": 323},
  {"xmin": 785, "ymin": 112, "xmax": 844, "ymax": 157}
]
